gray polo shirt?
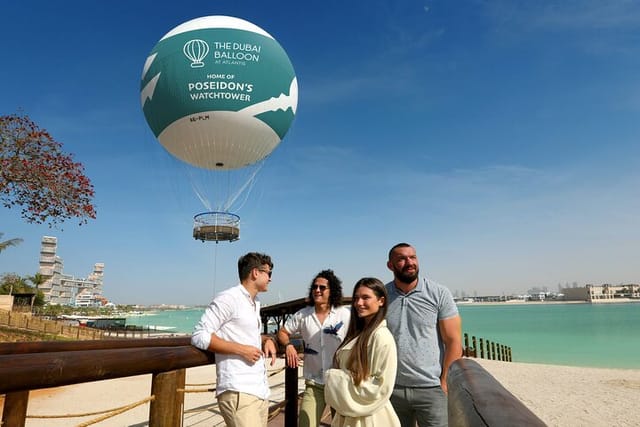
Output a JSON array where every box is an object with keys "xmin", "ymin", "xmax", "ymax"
[{"xmin": 385, "ymin": 276, "xmax": 458, "ymax": 387}]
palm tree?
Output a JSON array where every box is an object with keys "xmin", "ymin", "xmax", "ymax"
[
  {"xmin": 0, "ymin": 232, "xmax": 23, "ymax": 253},
  {"xmin": 27, "ymin": 273, "xmax": 45, "ymax": 288},
  {"xmin": 27, "ymin": 273, "xmax": 47, "ymax": 306}
]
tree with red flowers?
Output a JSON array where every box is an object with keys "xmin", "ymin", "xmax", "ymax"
[{"xmin": 0, "ymin": 113, "xmax": 96, "ymax": 227}]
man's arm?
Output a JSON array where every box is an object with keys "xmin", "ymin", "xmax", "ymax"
[
  {"xmin": 438, "ymin": 315, "xmax": 462, "ymax": 393},
  {"xmin": 277, "ymin": 327, "xmax": 298, "ymax": 368}
]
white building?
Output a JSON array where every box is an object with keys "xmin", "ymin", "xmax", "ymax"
[
  {"xmin": 37, "ymin": 236, "xmax": 105, "ymax": 306},
  {"xmin": 586, "ymin": 283, "xmax": 639, "ymax": 302},
  {"xmin": 562, "ymin": 284, "xmax": 640, "ymax": 302}
]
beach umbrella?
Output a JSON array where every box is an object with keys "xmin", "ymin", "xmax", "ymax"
[{"xmin": 140, "ymin": 15, "xmax": 297, "ymax": 242}]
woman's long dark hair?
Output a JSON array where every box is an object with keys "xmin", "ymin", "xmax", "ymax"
[{"xmin": 334, "ymin": 277, "xmax": 388, "ymax": 386}]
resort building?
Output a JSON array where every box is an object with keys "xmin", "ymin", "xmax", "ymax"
[
  {"xmin": 562, "ymin": 284, "xmax": 640, "ymax": 302},
  {"xmin": 37, "ymin": 236, "xmax": 105, "ymax": 306}
]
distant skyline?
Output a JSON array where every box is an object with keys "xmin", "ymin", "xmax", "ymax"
[{"xmin": 2, "ymin": 1, "xmax": 639, "ymax": 305}]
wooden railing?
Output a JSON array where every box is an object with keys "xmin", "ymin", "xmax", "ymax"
[
  {"xmin": 0, "ymin": 337, "xmax": 213, "ymax": 427},
  {"xmin": 2, "ymin": 336, "xmax": 534, "ymax": 426},
  {"xmin": 463, "ymin": 332, "xmax": 512, "ymax": 362},
  {"xmin": 447, "ymin": 358, "xmax": 545, "ymax": 426}
]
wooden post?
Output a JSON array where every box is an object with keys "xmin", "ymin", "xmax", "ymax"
[
  {"xmin": 479, "ymin": 338, "xmax": 484, "ymax": 359},
  {"xmin": 150, "ymin": 370, "xmax": 182, "ymax": 427},
  {"xmin": 284, "ymin": 364, "xmax": 298, "ymax": 427},
  {"xmin": 463, "ymin": 333, "xmax": 469, "ymax": 356},
  {"xmin": 175, "ymin": 368, "xmax": 186, "ymax": 427},
  {"xmin": 490, "ymin": 342, "xmax": 496, "ymax": 360},
  {"xmin": 471, "ymin": 336, "xmax": 477, "ymax": 358},
  {"xmin": 2, "ymin": 390, "xmax": 29, "ymax": 427}
]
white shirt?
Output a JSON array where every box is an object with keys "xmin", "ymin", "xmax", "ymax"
[
  {"xmin": 191, "ymin": 284, "xmax": 270, "ymax": 399},
  {"xmin": 284, "ymin": 305, "xmax": 351, "ymax": 384}
]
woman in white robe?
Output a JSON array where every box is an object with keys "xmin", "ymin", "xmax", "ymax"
[{"xmin": 324, "ymin": 277, "xmax": 400, "ymax": 427}]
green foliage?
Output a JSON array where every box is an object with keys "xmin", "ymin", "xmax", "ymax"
[
  {"xmin": 0, "ymin": 273, "xmax": 45, "ymax": 306},
  {"xmin": 0, "ymin": 232, "xmax": 23, "ymax": 253},
  {"xmin": 0, "ymin": 273, "xmax": 28, "ymax": 293}
]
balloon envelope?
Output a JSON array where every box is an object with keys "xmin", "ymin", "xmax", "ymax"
[{"xmin": 141, "ymin": 16, "xmax": 297, "ymax": 170}]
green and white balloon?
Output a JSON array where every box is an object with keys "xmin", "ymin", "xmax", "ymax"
[{"xmin": 141, "ymin": 16, "xmax": 297, "ymax": 170}]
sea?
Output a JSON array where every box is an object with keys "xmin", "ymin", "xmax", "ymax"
[{"xmin": 125, "ymin": 302, "xmax": 640, "ymax": 370}]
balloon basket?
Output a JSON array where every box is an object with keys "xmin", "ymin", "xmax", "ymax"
[{"xmin": 193, "ymin": 212, "xmax": 240, "ymax": 242}]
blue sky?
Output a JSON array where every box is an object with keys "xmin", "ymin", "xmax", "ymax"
[{"xmin": 1, "ymin": 1, "xmax": 639, "ymax": 305}]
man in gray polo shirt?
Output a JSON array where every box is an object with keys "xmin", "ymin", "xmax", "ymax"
[{"xmin": 385, "ymin": 243, "xmax": 462, "ymax": 427}]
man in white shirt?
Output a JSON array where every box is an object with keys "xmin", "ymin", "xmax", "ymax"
[
  {"xmin": 192, "ymin": 252, "xmax": 277, "ymax": 427},
  {"xmin": 276, "ymin": 269, "xmax": 351, "ymax": 427}
]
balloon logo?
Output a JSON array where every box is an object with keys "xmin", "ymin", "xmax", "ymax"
[
  {"xmin": 140, "ymin": 16, "xmax": 298, "ymax": 241},
  {"xmin": 183, "ymin": 39, "xmax": 209, "ymax": 68}
]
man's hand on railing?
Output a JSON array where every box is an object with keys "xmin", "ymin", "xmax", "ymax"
[{"xmin": 284, "ymin": 343, "xmax": 299, "ymax": 368}]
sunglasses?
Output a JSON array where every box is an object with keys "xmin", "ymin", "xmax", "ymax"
[
  {"xmin": 312, "ymin": 285, "xmax": 328, "ymax": 291},
  {"xmin": 258, "ymin": 268, "xmax": 272, "ymax": 278}
]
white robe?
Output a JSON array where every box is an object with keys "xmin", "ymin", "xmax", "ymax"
[{"xmin": 324, "ymin": 320, "xmax": 400, "ymax": 427}]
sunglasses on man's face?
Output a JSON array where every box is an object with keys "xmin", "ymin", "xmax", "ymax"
[
  {"xmin": 258, "ymin": 268, "xmax": 272, "ymax": 278},
  {"xmin": 312, "ymin": 285, "xmax": 328, "ymax": 291}
]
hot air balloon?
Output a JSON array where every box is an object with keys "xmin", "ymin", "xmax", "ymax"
[{"xmin": 141, "ymin": 16, "xmax": 297, "ymax": 242}]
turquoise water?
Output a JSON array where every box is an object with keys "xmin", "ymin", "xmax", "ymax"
[
  {"xmin": 458, "ymin": 302, "xmax": 640, "ymax": 369},
  {"xmin": 126, "ymin": 308, "xmax": 205, "ymax": 333},
  {"xmin": 127, "ymin": 303, "xmax": 640, "ymax": 369}
]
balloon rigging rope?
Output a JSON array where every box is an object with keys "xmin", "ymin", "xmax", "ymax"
[
  {"xmin": 223, "ymin": 161, "xmax": 263, "ymax": 212},
  {"xmin": 212, "ymin": 244, "xmax": 218, "ymax": 298}
]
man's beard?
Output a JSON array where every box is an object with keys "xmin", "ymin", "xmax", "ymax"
[{"xmin": 395, "ymin": 267, "xmax": 418, "ymax": 284}]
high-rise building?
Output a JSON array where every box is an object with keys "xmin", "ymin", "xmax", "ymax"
[{"xmin": 37, "ymin": 236, "xmax": 105, "ymax": 306}]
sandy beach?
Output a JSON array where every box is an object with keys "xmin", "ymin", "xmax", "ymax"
[
  {"xmin": 4, "ymin": 357, "xmax": 640, "ymax": 426},
  {"xmin": 474, "ymin": 358, "xmax": 640, "ymax": 427}
]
